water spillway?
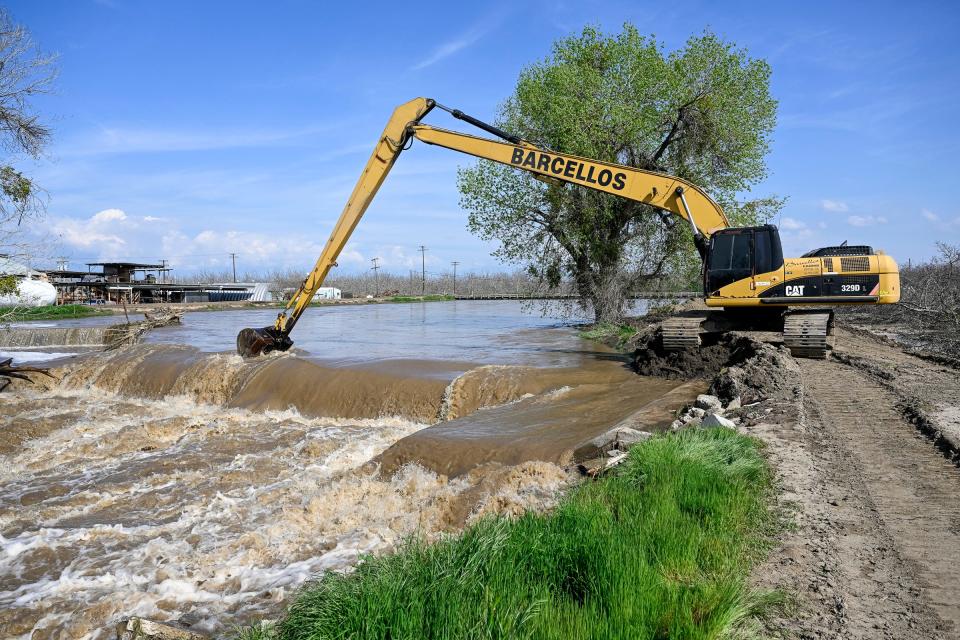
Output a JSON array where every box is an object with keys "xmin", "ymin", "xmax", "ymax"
[
  {"xmin": 383, "ymin": 376, "xmax": 704, "ymax": 478},
  {"xmin": 0, "ymin": 326, "xmax": 119, "ymax": 348}
]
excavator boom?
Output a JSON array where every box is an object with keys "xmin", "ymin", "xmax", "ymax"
[{"xmin": 237, "ymin": 97, "xmax": 725, "ymax": 357}]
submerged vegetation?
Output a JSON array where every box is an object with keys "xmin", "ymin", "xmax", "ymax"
[
  {"xmin": 240, "ymin": 427, "xmax": 776, "ymax": 640},
  {"xmin": 0, "ymin": 303, "xmax": 108, "ymax": 321}
]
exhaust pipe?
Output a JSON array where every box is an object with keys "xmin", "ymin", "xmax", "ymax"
[{"xmin": 236, "ymin": 327, "xmax": 294, "ymax": 358}]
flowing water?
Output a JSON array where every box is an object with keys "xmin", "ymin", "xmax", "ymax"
[{"xmin": 1, "ymin": 301, "xmax": 700, "ymax": 639}]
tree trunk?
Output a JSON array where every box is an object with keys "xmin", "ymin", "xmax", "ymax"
[{"xmin": 578, "ymin": 262, "xmax": 628, "ymax": 324}]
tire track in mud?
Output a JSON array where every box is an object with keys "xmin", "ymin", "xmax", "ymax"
[{"xmin": 800, "ymin": 357, "xmax": 960, "ymax": 637}]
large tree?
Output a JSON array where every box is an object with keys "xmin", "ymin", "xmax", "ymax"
[{"xmin": 458, "ymin": 26, "xmax": 780, "ymax": 322}]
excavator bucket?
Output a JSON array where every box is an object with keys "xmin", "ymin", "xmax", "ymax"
[{"xmin": 236, "ymin": 327, "xmax": 294, "ymax": 358}]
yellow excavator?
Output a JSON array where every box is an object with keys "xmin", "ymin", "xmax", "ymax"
[{"xmin": 237, "ymin": 98, "xmax": 900, "ymax": 359}]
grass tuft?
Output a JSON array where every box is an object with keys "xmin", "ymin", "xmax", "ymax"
[
  {"xmin": 0, "ymin": 303, "xmax": 109, "ymax": 321},
  {"xmin": 579, "ymin": 322, "xmax": 638, "ymax": 346},
  {"xmin": 238, "ymin": 427, "xmax": 776, "ymax": 640}
]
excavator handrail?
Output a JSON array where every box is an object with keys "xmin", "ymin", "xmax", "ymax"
[{"xmin": 236, "ymin": 97, "xmax": 731, "ymax": 357}]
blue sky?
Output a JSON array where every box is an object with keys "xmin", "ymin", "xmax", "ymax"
[{"xmin": 11, "ymin": 0, "xmax": 960, "ymax": 276}]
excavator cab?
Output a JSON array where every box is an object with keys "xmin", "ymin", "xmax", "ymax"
[{"xmin": 704, "ymin": 225, "xmax": 784, "ymax": 297}]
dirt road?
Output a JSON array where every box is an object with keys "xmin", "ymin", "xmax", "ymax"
[{"xmin": 750, "ymin": 328, "xmax": 960, "ymax": 638}]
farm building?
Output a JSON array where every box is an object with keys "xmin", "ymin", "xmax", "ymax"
[
  {"xmin": 45, "ymin": 262, "xmax": 274, "ymax": 304},
  {"xmin": 312, "ymin": 287, "xmax": 342, "ymax": 300}
]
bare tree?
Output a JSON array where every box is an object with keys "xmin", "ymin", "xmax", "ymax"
[
  {"xmin": 839, "ymin": 243, "xmax": 960, "ymax": 358},
  {"xmin": 0, "ymin": 9, "xmax": 57, "ymax": 320},
  {"xmin": 0, "ymin": 9, "xmax": 56, "ymax": 236}
]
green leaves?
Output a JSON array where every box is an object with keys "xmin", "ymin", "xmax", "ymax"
[
  {"xmin": 457, "ymin": 25, "xmax": 781, "ymax": 321},
  {"xmin": 0, "ymin": 165, "xmax": 35, "ymax": 223},
  {"xmin": 0, "ymin": 274, "xmax": 17, "ymax": 296}
]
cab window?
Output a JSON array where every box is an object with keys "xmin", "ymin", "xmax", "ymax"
[
  {"xmin": 754, "ymin": 230, "xmax": 771, "ymax": 273},
  {"xmin": 710, "ymin": 233, "xmax": 752, "ymax": 271}
]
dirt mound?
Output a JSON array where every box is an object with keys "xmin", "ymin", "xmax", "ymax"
[
  {"xmin": 708, "ymin": 339, "xmax": 799, "ymax": 405},
  {"xmin": 628, "ymin": 329, "xmax": 795, "ymax": 404}
]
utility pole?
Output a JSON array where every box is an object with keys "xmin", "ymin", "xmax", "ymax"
[
  {"xmin": 229, "ymin": 253, "xmax": 238, "ymax": 283},
  {"xmin": 371, "ymin": 257, "xmax": 380, "ymax": 297},
  {"xmin": 451, "ymin": 261, "xmax": 459, "ymax": 297},
  {"xmin": 418, "ymin": 245, "xmax": 427, "ymax": 295},
  {"xmin": 160, "ymin": 259, "xmax": 167, "ymax": 285}
]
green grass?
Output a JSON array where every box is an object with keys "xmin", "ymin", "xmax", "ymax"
[
  {"xmin": 238, "ymin": 427, "xmax": 776, "ymax": 640},
  {"xmin": 0, "ymin": 304, "xmax": 110, "ymax": 321},
  {"xmin": 579, "ymin": 322, "xmax": 639, "ymax": 346}
]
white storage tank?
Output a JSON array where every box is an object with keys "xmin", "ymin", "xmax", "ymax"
[{"xmin": 0, "ymin": 256, "xmax": 57, "ymax": 307}]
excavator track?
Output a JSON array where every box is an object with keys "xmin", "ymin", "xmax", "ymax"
[
  {"xmin": 661, "ymin": 315, "xmax": 706, "ymax": 351},
  {"xmin": 783, "ymin": 310, "xmax": 834, "ymax": 359}
]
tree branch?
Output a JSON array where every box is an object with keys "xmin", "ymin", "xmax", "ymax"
[{"xmin": 650, "ymin": 93, "xmax": 706, "ymax": 166}]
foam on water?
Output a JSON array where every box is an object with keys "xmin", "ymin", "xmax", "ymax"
[
  {"xmin": 0, "ymin": 350, "xmax": 76, "ymax": 365},
  {"xmin": 0, "ymin": 386, "xmax": 571, "ymax": 639}
]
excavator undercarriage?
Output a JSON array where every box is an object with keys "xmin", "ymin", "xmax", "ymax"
[{"xmin": 661, "ymin": 308, "xmax": 835, "ymax": 359}]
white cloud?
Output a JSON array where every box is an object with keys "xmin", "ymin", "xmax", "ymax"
[
  {"xmin": 338, "ymin": 244, "xmax": 365, "ymax": 266},
  {"xmin": 780, "ymin": 217, "xmax": 806, "ymax": 230},
  {"xmin": 820, "ymin": 199, "xmax": 849, "ymax": 213},
  {"xmin": 91, "ymin": 208, "xmax": 127, "ymax": 222},
  {"xmin": 818, "ymin": 221, "xmax": 828, "ymax": 229},
  {"xmin": 53, "ymin": 209, "xmax": 135, "ymax": 250},
  {"xmin": 412, "ymin": 34, "xmax": 484, "ymax": 71},
  {"xmin": 410, "ymin": 10, "xmax": 507, "ymax": 71},
  {"xmin": 847, "ymin": 215, "xmax": 888, "ymax": 227},
  {"xmin": 43, "ymin": 207, "xmax": 381, "ymax": 275},
  {"xmin": 922, "ymin": 209, "xmax": 939, "ymax": 222}
]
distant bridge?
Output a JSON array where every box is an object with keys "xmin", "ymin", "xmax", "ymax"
[{"xmin": 452, "ymin": 292, "xmax": 699, "ymax": 301}]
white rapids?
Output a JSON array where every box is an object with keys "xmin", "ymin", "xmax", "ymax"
[{"xmin": 0, "ymin": 383, "xmax": 570, "ymax": 639}]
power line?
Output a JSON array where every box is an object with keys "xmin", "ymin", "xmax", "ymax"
[
  {"xmin": 370, "ymin": 257, "xmax": 380, "ymax": 297},
  {"xmin": 418, "ymin": 245, "xmax": 427, "ymax": 296}
]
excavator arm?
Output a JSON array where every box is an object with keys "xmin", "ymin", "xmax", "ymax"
[{"xmin": 237, "ymin": 97, "xmax": 730, "ymax": 357}]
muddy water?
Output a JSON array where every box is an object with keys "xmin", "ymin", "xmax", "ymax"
[
  {"xmin": 385, "ymin": 375, "xmax": 704, "ymax": 477},
  {"xmin": 1, "ymin": 301, "xmax": 700, "ymax": 639}
]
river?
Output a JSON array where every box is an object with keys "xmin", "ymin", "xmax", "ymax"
[{"xmin": 0, "ymin": 301, "xmax": 700, "ymax": 638}]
